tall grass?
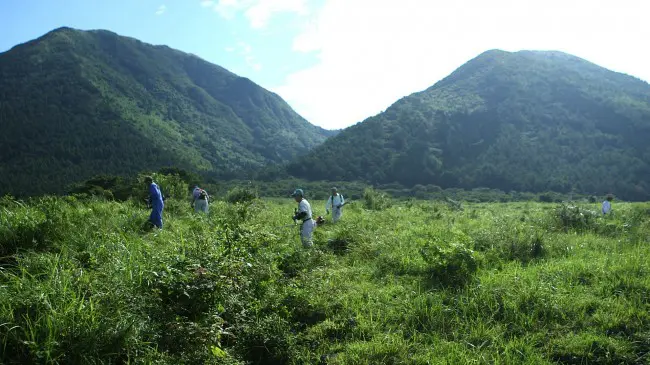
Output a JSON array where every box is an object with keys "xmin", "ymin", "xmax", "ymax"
[{"xmin": 0, "ymin": 194, "xmax": 649, "ymax": 364}]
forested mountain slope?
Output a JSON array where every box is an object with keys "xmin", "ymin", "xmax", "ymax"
[
  {"xmin": 288, "ymin": 50, "xmax": 650, "ymax": 200},
  {"xmin": 0, "ymin": 27, "xmax": 335, "ymax": 196}
]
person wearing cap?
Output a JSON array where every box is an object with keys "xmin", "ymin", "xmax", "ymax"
[
  {"xmin": 325, "ymin": 187, "xmax": 345, "ymax": 223},
  {"xmin": 145, "ymin": 176, "xmax": 164, "ymax": 229},
  {"xmin": 291, "ymin": 189, "xmax": 315, "ymax": 248},
  {"xmin": 192, "ymin": 185, "xmax": 209, "ymax": 213},
  {"xmin": 602, "ymin": 194, "xmax": 614, "ymax": 215}
]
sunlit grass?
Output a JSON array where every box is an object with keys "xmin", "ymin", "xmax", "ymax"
[{"xmin": 1, "ymin": 194, "xmax": 648, "ymax": 364}]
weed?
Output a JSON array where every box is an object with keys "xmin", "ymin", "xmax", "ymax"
[{"xmin": 1, "ymin": 196, "xmax": 649, "ymax": 364}]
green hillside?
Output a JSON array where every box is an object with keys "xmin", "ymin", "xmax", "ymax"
[
  {"xmin": 0, "ymin": 27, "xmax": 335, "ymax": 196},
  {"xmin": 287, "ymin": 50, "xmax": 650, "ymax": 201}
]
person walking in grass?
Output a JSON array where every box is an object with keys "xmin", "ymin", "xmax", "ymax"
[
  {"xmin": 192, "ymin": 185, "xmax": 209, "ymax": 213},
  {"xmin": 291, "ymin": 189, "xmax": 315, "ymax": 248},
  {"xmin": 602, "ymin": 194, "xmax": 614, "ymax": 215},
  {"xmin": 325, "ymin": 187, "xmax": 345, "ymax": 223},
  {"xmin": 145, "ymin": 176, "xmax": 164, "ymax": 229}
]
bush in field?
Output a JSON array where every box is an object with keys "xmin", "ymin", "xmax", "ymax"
[
  {"xmin": 149, "ymin": 172, "xmax": 188, "ymax": 201},
  {"xmin": 419, "ymin": 230, "xmax": 477, "ymax": 288},
  {"xmin": 551, "ymin": 204, "xmax": 600, "ymax": 233},
  {"xmin": 363, "ymin": 187, "xmax": 392, "ymax": 211},
  {"xmin": 234, "ymin": 314, "xmax": 296, "ymax": 364},
  {"xmin": 225, "ymin": 186, "xmax": 259, "ymax": 204},
  {"xmin": 539, "ymin": 194, "xmax": 554, "ymax": 203},
  {"xmin": 471, "ymin": 219, "xmax": 546, "ymax": 264},
  {"xmin": 68, "ymin": 174, "xmax": 132, "ymax": 201},
  {"xmin": 325, "ymin": 222, "xmax": 365, "ymax": 255},
  {"xmin": 0, "ymin": 199, "xmax": 47, "ymax": 257},
  {"xmin": 0, "ymin": 196, "xmax": 87, "ymax": 257},
  {"xmin": 69, "ymin": 169, "xmax": 196, "ymax": 203},
  {"xmin": 278, "ymin": 250, "xmax": 328, "ymax": 277}
]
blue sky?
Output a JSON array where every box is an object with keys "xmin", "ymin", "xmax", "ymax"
[
  {"xmin": 1, "ymin": 0, "xmax": 649, "ymax": 130},
  {"xmin": 0, "ymin": 0, "xmax": 320, "ymax": 88}
]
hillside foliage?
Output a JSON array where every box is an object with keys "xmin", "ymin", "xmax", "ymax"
[
  {"xmin": 0, "ymin": 27, "xmax": 335, "ymax": 197},
  {"xmin": 287, "ymin": 50, "xmax": 650, "ymax": 201}
]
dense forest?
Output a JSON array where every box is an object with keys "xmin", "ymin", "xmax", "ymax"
[
  {"xmin": 287, "ymin": 50, "xmax": 650, "ymax": 201},
  {"xmin": 0, "ymin": 27, "xmax": 336, "ymax": 196},
  {"xmin": 3, "ymin": 29, "xmax": 650, "ymax": 200}
]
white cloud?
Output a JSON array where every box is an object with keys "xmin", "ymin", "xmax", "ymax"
[
  {"xmin": 245, "ymin": 0, "xmax": 307, "ymax": 29},
  {"xmin": 200, "ymin": 0, "xmax": 214, "ymax": 7},
  {"xmin": 212, "ymin": 0, "xmax": 244, "ymax": 19},
  {"xmin": 231, "ymin": 41, "xmax": 263, "ymax": 71},
  {"xmin": 209, "ymin": 0, "xmax": 307, "ymax": 28},
  {"xmin": 275, "ymin": 0, "xmax": 650, "ymax": 129},
  {"xmin": 237, "ymin": 41, "xmax": 252, "ymax": 54},
  {"xmin": 155, "ymin": 4, "xmax": 167, "ymax": 15}
]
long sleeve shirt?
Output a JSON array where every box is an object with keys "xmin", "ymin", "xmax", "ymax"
[
  {"xmin": 602, "ymin": 200, "xmax": 611, "ymax": 214},
  {"xmin": 326, "ymin": 194, "xmax": 345, "ymax": 211},
  {"xmin": 150, "ymin": 183, "xmax": 164, "ymax": 209}
]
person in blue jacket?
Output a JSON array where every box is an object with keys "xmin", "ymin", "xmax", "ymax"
[{"xmin": 145, "ymin": 176, "xmax": 164, "ymax": 229}]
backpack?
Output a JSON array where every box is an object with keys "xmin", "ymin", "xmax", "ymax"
[
  {"xmin": 199, "ymin": 189, "xmax": 208, "ymax": 200},
  {"xmin": 330, "ymin": 194, "xmax": 343, "ymax": 208}
]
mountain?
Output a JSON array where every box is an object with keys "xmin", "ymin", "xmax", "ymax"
[
  {"xmin": 0, "ymin": 27, "xmax": 335, "ymax": 196},
  {"xmin": 287, "ymin": 50, "xmax": 650, "ymax": 200}
]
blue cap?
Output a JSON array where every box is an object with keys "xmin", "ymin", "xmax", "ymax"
[{"xmin": 291, "ymin": 189, "xmax": 304, "ymax": 197}]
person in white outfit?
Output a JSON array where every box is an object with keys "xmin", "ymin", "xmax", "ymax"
[
  {"xmin": 326, "ymin": 187, "xmax": 345, "ymax": 223},
  {"xmin": 602, "ymin": 194, "xmax": 613, "ymax": 215},
  {"xmin": 192, "ymin": 185, "xmax": 209, "ymax": 213},
  {"xmin": 291, "ymin": 189, "xmax": 315, "ymax": 248}
]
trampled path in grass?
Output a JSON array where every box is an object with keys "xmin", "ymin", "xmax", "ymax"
[{"xmin": 1, "ymin": 194, "xmax": 649, "ymax": 364}]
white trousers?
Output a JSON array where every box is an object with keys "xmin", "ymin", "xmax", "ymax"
[
  {"xmin": 332, "ymin": 207, "xmax": 343, "ymax": 223},
  {"xmin": 195, "ymin": 199, "xmax": 209, "ymax": 213},
  {"xmin": 300, "ymin": 219, "xmax": 316, "ymax": 247}
]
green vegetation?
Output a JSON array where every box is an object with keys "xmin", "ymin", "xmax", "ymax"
[
  {"xmin": 217, "ymin": 178, "xmax": 602, "ymax": 204},
  {"xmin": 3, "ymin": 36, "xmax": 650, "ymax": 362},
  {"xmin": 2, "ymin": 185, "xmax": 649, "ymax": 363},
  {"xmin": 4, "ymin": 30, "xmax": 650, "ymax": 203},
  {"xmin": 0, "ymin": 27, "xmax": 335, "ymax": 197},
  {"xmin": 287, "ymin": 50, "xmax": 650, "ymax": 201}
]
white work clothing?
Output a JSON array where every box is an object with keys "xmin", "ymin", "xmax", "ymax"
[
  {"xmin": 297, "ymin": 199, "xmax": 314, "ymax": 247},
  {"xmin": 602, "ymin": 200, "xmax": 611, "ymax": 215},
  {"xmin": 326, "ymin": 194, "xmax": 345, "ymax": 223},
  {"xmin": 195, "ymin": 199, "xmax": 209, "ymax": 213},
  {"xmin": 192, "ymin": 187, "xmax": 209, "ymax": 213}
]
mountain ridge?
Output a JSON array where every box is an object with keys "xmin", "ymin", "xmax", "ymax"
[
  {"xmin": 0, "ymin": 27, "xmax": 335, "ymax": 196},
  {"xmin": 286, "ymin": 49, "xmax": 650, "ymax": 200}
]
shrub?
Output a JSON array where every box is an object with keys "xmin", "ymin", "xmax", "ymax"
[
  {"xmin": 419, "ymin": 230, "xmax": 477, "ymax": 288},
  {"xmin": 471, "ymin": 220, "xmax": 546, "ymax": 264},
  {"xmin": 151, "ymin": 172, "xmax": 188, "ymax": 201},
  {"xmin": 225, "ymin": 186, "xmax": 259, "ymax": 204},
  {"xmin": 539, "ymin": 194, "xmax": 553, "ymax": 203},
  {"xmin": 551, "ymin": 204, "xmax": 600, "ymax": 233},
  {"xmin": 68, "ymin": 174, "xmax": 134, "ymax": 201},
  {"xmin": 363, "ymin": 187, "xmax": 392, "ymax": 211},
  {"xmin": 0, "ymin": 202, "xmax": 48, "ymax": 256},
  {"xmin": 234, "ymin": 314, "xmax": 296, "ymax": 364},
  {"xmin": 325, "ymin": 223, "xmax": 364, "ymax": 255},
  {"xmin": 278, "ymin": 250, "xmax": 327, "ymax": 278}
]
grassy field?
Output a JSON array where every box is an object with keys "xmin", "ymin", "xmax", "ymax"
[{"xmin": 1, "ymin": 191, "xmax": 649, "ymax": 364}]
